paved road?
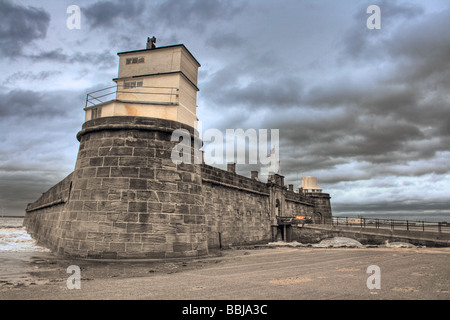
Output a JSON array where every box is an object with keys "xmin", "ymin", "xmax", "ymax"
[{"xmin": 1, "ymin": 247, "xmax": 449, "ymax": 300}]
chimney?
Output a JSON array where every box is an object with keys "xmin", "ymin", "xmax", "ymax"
[
  {"xmin": 288, "ymin": 184, "xmax": 293, "ymax": 192},
  {"xmin": 227, "ymin": 163, "xmax": 236, "ymax": 173},
  {"xmin": 251, "ymin": 171, "xmax": 259, "ymax": 180}
]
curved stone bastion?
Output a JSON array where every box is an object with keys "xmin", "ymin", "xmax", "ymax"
[{"xmin": 25, "ymin": 116, "xmax": 207, "ymax": 259}]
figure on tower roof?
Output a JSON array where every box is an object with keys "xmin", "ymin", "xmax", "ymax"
[{"xmin": 146, "ymin": 36, "xmax": 156, "ymax": 49}]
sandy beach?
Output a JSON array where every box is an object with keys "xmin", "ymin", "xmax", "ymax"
[{"xmin": 1, "ymin": 245, "xmax": 449, "ymax": 300}]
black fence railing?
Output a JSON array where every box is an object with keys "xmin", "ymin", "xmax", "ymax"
[
  {"xmin": 85, "ymin": 85, "xmax": 179, "ymax": 108},
  {"xmin": 320, "ymin": 216, "xmax": 450, "ymax": 233}
]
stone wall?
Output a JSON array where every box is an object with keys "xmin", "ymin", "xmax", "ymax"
[
  {"xmin": 201, "ymin": 164, "xmax": 271, "ymax": 248},
  {"xmin": 24, "ymin": 117, "xmax": 333, "ymax": 259},
  {"xmin": 200, "ymin": 164, "xmax": 328, "ymax": 248},
  {"xmin": 26, "ymin": 172, "xmax": 73, "ymax": 212},
  {"xmin": 24, "ymin": 173, "xmax": 73, "ymax": 252},
  {"xmin": 283, "ymin": 189, "xmax": 315, "ymax": 217},
  {"xmin": 300, "ymin": 192, "xmax": 332, "ymax": 223}
]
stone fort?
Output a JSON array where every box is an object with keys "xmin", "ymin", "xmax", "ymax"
[{"xmin": 24, "ymin": 40, "xmax": 332, "ymax": 259}]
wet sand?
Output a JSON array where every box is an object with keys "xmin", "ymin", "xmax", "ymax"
[{"xmin": 0, "ymin": 246, "xmax": 449, "ymax": 300}]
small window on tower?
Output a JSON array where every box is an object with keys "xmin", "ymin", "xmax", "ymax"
[
  {"xmin": 123, "ymin": 82, "xmax": 131, "ymax": 89},
  {"xmin": 124, "ymin": 81, "xmax": 143, "ymax": 89},
  {"xmin": 125, "ymin": 57, "xmax": 145, "ymax": 65},
  {"xmin": 91, "ymin": 107, "xmax": 101, "ymax": 119}
]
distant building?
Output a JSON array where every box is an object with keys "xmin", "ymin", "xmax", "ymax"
[{"xmin": 298, "ymin": 176, "xmax": 322, "ymax": 193}]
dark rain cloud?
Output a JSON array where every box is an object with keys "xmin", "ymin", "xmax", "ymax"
[
  {"xmin": 338, "ymin": 0, "xmax": 425, "ymax": 60},
  {"xmin": 205, "ymin": 32, "xmax": 246, "ymax": 50},
  {"xmin": 208, "ymin": 76, "xmax": 304, "ymax": 109},
  {"xmin": 0, "ymin": 0, "xmax": 50, "ymax": 57},
  {"xmin": 5, "ymin": 71, "xmax": 61, "ymax": 84},
  {"xmin": 26, "ymin": 49, "xmax": 116, "ymax": 69},
  {"xmin": 223, "ymin": 4, "xmax": 450, "ymax": 189},
  {"xmin": 82, "ymin": 0, "xmax": 241, "ymax": 33},
  {"xmin": 0, "ymin": 86, "xmax": 84, "ymax": 215},
  {"xmin": 83, "ymin": 0, "xmax": 146, "ymax": 29},
  {"xmin": 0, "ymin": 89, "xmax": 80, "ymax": 118},
  {"xmin": 154, "ymin": 0, "xmax": 245, "ymax": 30}
]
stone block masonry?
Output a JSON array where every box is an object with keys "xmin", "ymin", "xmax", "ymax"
[
  {"xmin": 202, "ymin": 164, "xmax": 271, "ymax": 248},
  {"xmin": 25, "ymin": 117, "xmax": 207, "ymax": 259},
  {"xmin": 24, "ymin": 116, "xmax": 332, "ymax": 259}
]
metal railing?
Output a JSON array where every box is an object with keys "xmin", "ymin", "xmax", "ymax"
[
  {"xmin": 85, "ymin": 85, "xmax": 179, "ymax": 108},
  {"xmin": 320, "ymin": 216, "xmax": 450, "ymax": 233}
]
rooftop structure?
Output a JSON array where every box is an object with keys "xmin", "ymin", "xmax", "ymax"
[
  {"xmin": 84, "ymin": 40, "xmax": 200, "ymax": 128},
  {"xmin": 298, "ymin": 176, "xmax": 322, "ymax": 193}
]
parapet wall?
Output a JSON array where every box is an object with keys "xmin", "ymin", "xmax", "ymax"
[
  {"xmin": 24, "ymin": 173, "xmax": 73, "ymax": 252},
  {"xmin": 201, "ymin": 164, "xmax": 271, "ymax": 248},
  {"xmin": 200, "ymin": 164, "xmax": 330, "ymax": 248},
  {"xmin": 26, "ymin": 172, "xmax": 73, "ymax": 212}
]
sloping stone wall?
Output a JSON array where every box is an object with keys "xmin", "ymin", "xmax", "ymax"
[{"xmin": 24, "ymin": 173, "xmax": 73, "ymax": 252}]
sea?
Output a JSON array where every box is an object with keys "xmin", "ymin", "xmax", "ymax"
[{"xmin": 0, "ymin": 217, "xmax": 50, "ymax": 253}]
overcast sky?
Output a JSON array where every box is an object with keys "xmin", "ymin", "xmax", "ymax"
[{"xmin": 0, "ymin": 0, "xmax": 449, "ymax": 217}]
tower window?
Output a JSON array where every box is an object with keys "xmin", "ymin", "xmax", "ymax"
[
  {"xmin": 126, "ymin": 57, "xmax": 145, "ymax": 64},
  {"xmin": 123, "ymin": 81, "xmax": 143, "ymax": 89}
]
